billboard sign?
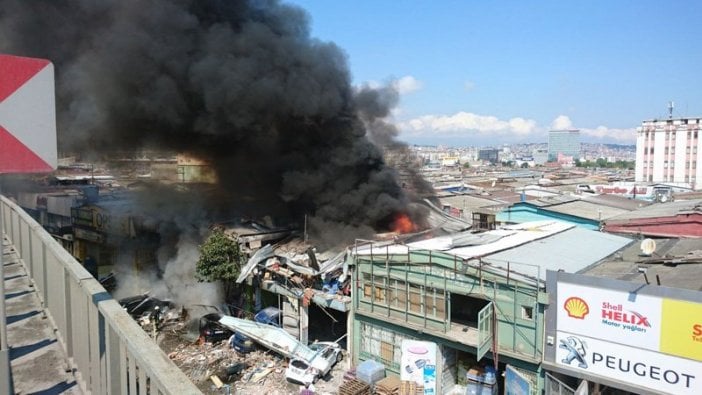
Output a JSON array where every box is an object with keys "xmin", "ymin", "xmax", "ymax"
[
  {"xmin": 557, "ymin": 282, "xmax": 662, "ymax": 352},
  {"xmin": 557, "ymin": 281, "xmax": 702, "ymax": 361},
  {"xmin": 555, "ymin": 332, "xmax": 701, "ymax": 395},
  {"xmin": 546, "ymin": 272, "xmax": 702, "ymax": 395}
]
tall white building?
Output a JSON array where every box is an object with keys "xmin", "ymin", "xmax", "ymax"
[
  {"xmin": 548, "ymin": 129, "xmax": 580, "ymax": 161},
  {"xmin": 636, "ymin": 117, "xmax": 702, "ymax": 188}
]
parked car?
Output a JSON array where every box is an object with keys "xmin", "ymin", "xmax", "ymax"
[
  {"xmin": 199, "ymin": 313, "xmax": 233, "ymax": 343},
  {"xmin": 285, "ymin": 342, "xmax": 343, "ymax": 386},
  {"xmin": 230, "ymin": 307, "xmax": 284, "ymax": 353}
]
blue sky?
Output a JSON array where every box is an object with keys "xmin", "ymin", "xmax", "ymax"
[{"xmin": 288, "ymin": 0, "xmax": 702, "ymax": 147}]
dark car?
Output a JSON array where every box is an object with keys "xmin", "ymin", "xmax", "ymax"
[
  {"xmin": 230, "ymin": 307, "xmax": 283, "ymax": 354},
  {"xmin": 119, "ymin": 294, "xmax": 174, "ymax": 318},
  {"xmin": 199, "ymin": 313, "xmax": 233, "ymax": 343}
]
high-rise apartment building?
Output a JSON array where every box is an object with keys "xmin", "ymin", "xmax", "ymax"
[
  {"xmin": 548, "ymin": 129, "xmax": 580, "ymax": 161},
  {"xmin": 478, "ymin": 148, "xmax": 499, "ymax": 164},
  {"xmin": 635, "ymin": 117, "xmax": 702, "ymax": 188}
]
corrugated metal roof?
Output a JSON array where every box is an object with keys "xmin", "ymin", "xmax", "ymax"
[
  {"xmin": 438, "ymin": 194, "xmax": 504, "ymax": 212},
  {"xmin": 482, "ymin": 227, "xmax": 633, "ymax": 280},
  {"xmin": 584, "ymin": 238, "xmax": 702, "ymax": 292},
  {"xmin": 580, "ymin": 194, "xmax": 650, "ymax": 211},
  {"xmin": 544, "ymin": 200, "xmax": 627, "ymax": 221},
  {"xmin": 605, "ymin": 199, "xmax": 702, "ymax": 221}
]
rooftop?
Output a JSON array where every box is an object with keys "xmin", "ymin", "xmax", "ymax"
[{"xmin": 584, "ymin": 238, "xmax": 702, "ymax": 292}]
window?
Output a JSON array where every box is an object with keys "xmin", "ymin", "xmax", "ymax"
[
  {"xmin": 359, "ymin": 322, "xmax": 412, "ymax": 368},
  {"xmin": 522, "ymin": 306, "xmax": 534, "ymax": 320},
  {"xmin": 360, "ymin": 274, "xmax": 445, "ymax": 320}
]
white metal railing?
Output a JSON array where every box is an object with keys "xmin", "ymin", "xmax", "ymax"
[{"xmin": 1, "ymin": 195, "xmax": 201, "ymax": 394}]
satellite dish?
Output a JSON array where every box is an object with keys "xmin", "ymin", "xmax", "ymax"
[{"xmin": 640, "ymin": 239, "xmax": 656, "ymax": 256}]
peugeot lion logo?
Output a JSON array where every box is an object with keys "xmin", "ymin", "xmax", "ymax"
[{"xmin": 559, "ymin": 336, "xmax": 588, "ymax": 369}]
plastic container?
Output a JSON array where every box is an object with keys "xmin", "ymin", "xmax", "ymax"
[
  {"xmin": 356, "ymin": 359, "xmax": 386, "ymax": 385},
  {"xmin": 466, "ymin": 367, "xmax": 497, "ymax": 386},
  {"xmin": 465, "ymin": 381, "xmax": 497, "ymax": 395}
]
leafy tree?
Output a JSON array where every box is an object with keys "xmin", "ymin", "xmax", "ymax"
[{"xmin": 196, "ymin": 227, "xmax": 244, "ymax": 300}]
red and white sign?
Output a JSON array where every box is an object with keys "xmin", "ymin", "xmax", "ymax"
[
  {"xmin": 557, "ymin": 281, "xmax": 663, "ymax": 352},
  {"xmin": 0, "ymin": 54, "xmax": 57, "ymax": 174}
]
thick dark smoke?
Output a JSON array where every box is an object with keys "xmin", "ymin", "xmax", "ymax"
[{"xmin": 0, "ymin": 0, "xmax": 428, "ymax": 246}]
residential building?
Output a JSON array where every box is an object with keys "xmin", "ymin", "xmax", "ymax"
[
  {"xmin": 635, "ymin": 117, "xmax": 702, "ymax": 189},
  {"xmin": 548, "ymin": 130, "xmax": 580, "ymax": 162}
]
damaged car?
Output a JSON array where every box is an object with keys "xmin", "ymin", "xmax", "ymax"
[
  {"xmin": 199, "ymin": 313, "xmax": 233, "ymax": 344},
  {"xmin": 285, "ymin": 341, "xmax": 343, "ymax": 386}
]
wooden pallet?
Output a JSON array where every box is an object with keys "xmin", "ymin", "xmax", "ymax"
[{"xmin": 339, "ymin": 378, "xmax": 371, "ymax": 395}]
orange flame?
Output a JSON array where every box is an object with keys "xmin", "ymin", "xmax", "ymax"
[{"xmin": 391, "ymin": 213, "xmax": 416, "ymax": 234}]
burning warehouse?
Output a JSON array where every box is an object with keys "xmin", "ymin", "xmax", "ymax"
[
  {"xmin": 0, "ymin": 0, "xmax": 432, "ymax": 299},
  {"xmin": 0, "ymin": 0, "xmax": 439, "ymax": 392}
]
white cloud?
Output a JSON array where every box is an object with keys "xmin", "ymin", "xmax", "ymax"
[
  {"xmin": 580, "ymin": 126, "xmax": 636, "ymax": 142},
  {"xmin": 400, "ymin": 111, "xmax": 538, "ymax": 137},
  {"xmin": 551, "ymin": 115, "xmax": 573, "ymax": 130},
  {"xmin": 397, "ymin": 111, "xmax": 637, "ymax": 144},
  {"xmin": 464, "ymin": 81, "xmax": 476, "ymax": 91},
  {"xmin": 392, "ymin": 75, "xmax": 422, "ymax": 94}
]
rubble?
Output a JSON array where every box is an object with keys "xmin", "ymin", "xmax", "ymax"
[{"xmin": 155, "ymin": 320, "xmax": 348, "ymax": 395}]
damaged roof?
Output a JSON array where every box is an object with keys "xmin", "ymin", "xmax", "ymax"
[{"xmin": 354, "ymin": 220, "xmax": 633, "ymax": 283}]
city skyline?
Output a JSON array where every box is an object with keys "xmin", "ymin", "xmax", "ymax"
[{"xmin": 290, "ymin": 0, "xmax": 702, "ymax": 147}]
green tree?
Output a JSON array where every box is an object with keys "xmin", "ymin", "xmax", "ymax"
[{"xmin": 196, "ymin": 227, "xmax": 244, "ymax": 300}]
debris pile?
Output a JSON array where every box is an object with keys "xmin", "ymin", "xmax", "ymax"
[{"xmin": 166, "ymin": 340, "xmax": 292, "ymax": 394}]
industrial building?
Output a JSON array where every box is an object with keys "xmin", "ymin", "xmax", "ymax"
[{"xmin": 347, "ymin": 221, "xmax": 632, "ymax": 394}]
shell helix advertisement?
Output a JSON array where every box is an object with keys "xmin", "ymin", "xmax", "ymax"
[{"xmin": 401, "ymin": 340, "xmax": 437, "ymax": 395}]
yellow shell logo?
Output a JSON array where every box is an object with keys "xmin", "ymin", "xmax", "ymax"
[{"xmin": 564, "ymin": 297, "xmax": 589, "ymax": 319}]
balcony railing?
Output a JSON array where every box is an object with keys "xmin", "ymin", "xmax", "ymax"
[{"xmin": 1, "ymin": 195, "xmax": 201, "ymax": 394}]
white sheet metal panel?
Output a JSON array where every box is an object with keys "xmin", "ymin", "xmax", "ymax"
[{"xmin": 354, "ymin": 221, "xmax": 574, "ymax": 260}]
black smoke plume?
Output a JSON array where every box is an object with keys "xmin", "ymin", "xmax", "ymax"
[{"xmin": 0, "ymin": 0, "xmax": 428, "ymax": 246}]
